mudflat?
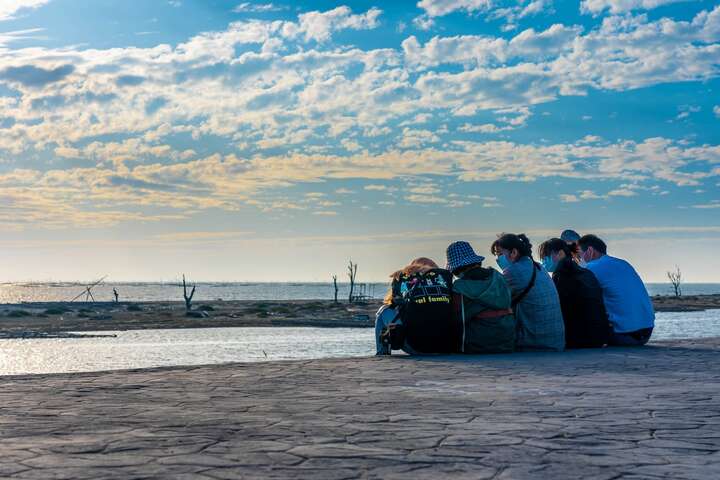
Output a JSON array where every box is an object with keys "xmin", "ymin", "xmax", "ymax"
[
  {"xmin": 2, "ymin": 338, "xmax": 720, "ymax": 479},
  {"xmin": 0, "ymin": 300, "xmax": 378, "ymax": 336},
  {"xmin": 0, "ymin": 294, "xmax": 718, "ymax": 336}
]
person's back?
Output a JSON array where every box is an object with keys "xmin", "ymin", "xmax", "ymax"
[
  {"xmin": 504, "ymin": 257, "xmax": 565, "ymax": 351},
  {"xmin": 552, "ymin": 258, "xmax": 610, "ymax": 348},
  {"xmin": 453, "ymin": 266, "xmax": 515, "ymax": 353},
  {"xmin": 578, "ymin": 234, "xmax": 655, "ymax": 346},
  {"xmin": 585, "ymin": 255, "xmax": 655, "ymax": 334},
  {"xmin": 376, "ymin": 258, "xmax": 460, "ymax": 355},
  {"xmin": 378, "ymin": 267, "xmax": 460, "ymax": 354}
]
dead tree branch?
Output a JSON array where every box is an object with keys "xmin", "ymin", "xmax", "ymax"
[
  {"xmin": 182, "ymin": 275, "xmax": 196, "ymax": 311},
  {"xmin": 667, "ymin": 265, "xmax": 682, "ymax": 297},
  {"xmin": 347, "ymin": 260, "xmax": 358, "ymax": 303},
  {"xmin": 332, "ymin": 275, "xmax": 339, "ymax": 304}
]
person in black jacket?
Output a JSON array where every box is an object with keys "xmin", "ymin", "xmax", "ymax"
[{"xmin": 538, "ymin": 238, "xmax": 611, "ymax": 348}]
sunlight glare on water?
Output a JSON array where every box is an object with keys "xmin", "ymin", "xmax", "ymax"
[
  {"xmin": 0, "ymin": 327, "xmax": 375, "ymax": 376},
  {"xmin": 1, "ymin": 310, "xmax": 719, "ymax": 376}
]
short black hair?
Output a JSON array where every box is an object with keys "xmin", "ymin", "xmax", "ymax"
[{"xmin": 578, "ymin": 234, "xmax": 607, "ymax": 255}]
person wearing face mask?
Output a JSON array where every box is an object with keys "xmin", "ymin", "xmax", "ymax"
[
  {"xmin": 491, "ymin": 233, "xmax": 565, "ymax": 351},
  {"xmin": 577, "ymin": 234, "xmax": 655, "ymax": 346},
  {"xmin": 446, "ymin": 241, "xmax": 516, "ymax": 354},
  {"xmin": 538, "ymin": 238, "xmax": 610, "ymax": 348}
]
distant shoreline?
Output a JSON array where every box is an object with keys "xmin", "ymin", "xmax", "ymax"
[
  {"xmin": 0, "ymin": 295, "xmax": 718, "ymax": 337},
  {"xmin": 0, "ymin": 300, "xmax": 379, "ymax": 336}
]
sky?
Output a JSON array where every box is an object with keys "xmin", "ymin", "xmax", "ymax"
[{"xmin": 0, "ymin": 0, "xmax": 718, "ymax": 283}]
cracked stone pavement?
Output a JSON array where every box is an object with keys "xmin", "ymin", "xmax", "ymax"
[{"xmin": 2, "ymin": 338, "xmax": 720, "ymax": 479}]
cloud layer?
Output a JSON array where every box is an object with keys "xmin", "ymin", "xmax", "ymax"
[{"xmin": 0, "ymin": 1, "xmax": 718, "ymax": 229}]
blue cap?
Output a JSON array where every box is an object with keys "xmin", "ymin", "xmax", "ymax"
[{"xmin": 560, "ymin": 229, "xmax": 581, "ymax": 242}]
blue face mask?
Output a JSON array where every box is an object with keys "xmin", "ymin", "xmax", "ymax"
[
  {"xmin": 496, "ymin": 254, "xmax": 511, "ymax": 271},
  {"xmin": 542, "ymin": 255, "xmax": 557, "ymax": 273}
]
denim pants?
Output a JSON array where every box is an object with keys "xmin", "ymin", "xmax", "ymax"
[
  {"xmin": 375, "ymin": 305, "xmax": 398, "ymax": 354},
  {"xmin": 374, "ymin": 305, "xmax": 418, "ymax": 355}
]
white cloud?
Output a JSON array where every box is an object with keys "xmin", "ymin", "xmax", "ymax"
[
  {"xmin": 579, "ymin": 135, "xmax": 603, "ymax": 143},
  {"xmin": 607, "ymin": 187, "xmax": 638, "ymax": 197},
  {"xmin": 412, "ymin": 15, "xmax": 436, "ymax": 31},
  {"xmin": 561, "ymin": 187, "xmax": 640, "ymax": 202},
  {"xmin": 284, "ymin": 6, "xmax": 382, "ymax": 42},
  {"xmin": 560, "ymin": 194, "xmax": 579, "ymax": 202},
  {"xmin": 0, "ymin": 135, "xmax": 715, "ymax": 227},
  {"xmin": 676, "ymin": 105, "xmax": 701, "ymax": 120},
  {"xmin": 692, "ymin": 201, "xmax": 720, "ymax": 209},
  {"xmin": 714, "ymin": 105, "xmax": 720, "ymax": 118},
  {"xmin": 415, "ymin": 0, "xmax": 552, "ymax": 30},
  {"xmin": 581, "ymin": 0, "xmax": 689, "ymax": 15},
  {"xmin": 0, "ymin": 27, "xmax": 45, "ymax": 46},
  {"xmin": 233, "ymin": 3, "xmax": 285, "ymax": 13},
  {"xmin": 417, "ymin": 0, "xmax": 493, "ymax": 17},
  {"xmin": 0, "ymin": 0, "xmax": 50, "ymax": 21},
  {"xmin": 408, "ymin": 185, "xmax": 441, "ymax": 194}
]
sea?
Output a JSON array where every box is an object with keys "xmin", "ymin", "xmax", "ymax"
[
  {"xmin": 0, "ymin": 281, "xmax": 718, "ymax": 304},
  {"xmin": 0, "ymin": 282, "xmax": 718, "ymax": 376}
]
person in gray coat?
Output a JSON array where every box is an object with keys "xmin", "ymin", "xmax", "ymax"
[{"xmin": 491, "ymin": 233, "xmax": 565, "ymax": 352}]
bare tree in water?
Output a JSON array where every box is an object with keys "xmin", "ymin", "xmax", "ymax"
[
  {"xmin": 347, "ymin": 260, "xmax": 358, "ymax": 303},
  {"xmin": 332, "ymin": 275, "xmax": 339, "ymax": 304},
  {"xmin": 182, "ymin": 275, "xmax": 196, "ymax": 311},
  {"xmin": 667, "ymin": 266, "xmax": 682, "ymax": 297}
]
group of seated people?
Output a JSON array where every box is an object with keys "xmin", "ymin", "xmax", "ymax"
[{"xmin": 375, "ymin": 230, "xmax": 656, "ymax": 355}]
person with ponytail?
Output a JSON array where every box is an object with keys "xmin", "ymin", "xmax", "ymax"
[
  {"xmin": 490, "ymin": 233, "xmax": 565, "ymax": 351},
  {"xmin": 539, "ymin": 238, "xmax": 610, "ymax": 348}
]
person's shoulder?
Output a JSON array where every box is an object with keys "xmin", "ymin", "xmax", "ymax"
[
  {"xmin": 588, "ymin": 254, "xmax": 614, "ymax": 269},
  {"xmin": 603, "ymin": 255, "xmax": 638, "ymax": 272},
  {"xmin": 505, "ymin": 257, "xmax": 531, "ymax": 275}
]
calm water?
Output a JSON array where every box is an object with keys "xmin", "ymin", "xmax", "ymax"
[
  {"xmin": 0, "ymin": 282, "xmax": 718, "ymax": 303},
  {"xmin": 0, "ymin": 282, "xmax": 388, "ymax": 303},
  {"xmin": 1, "ymin": 310, "xmax": 719, "ymax": 376}
]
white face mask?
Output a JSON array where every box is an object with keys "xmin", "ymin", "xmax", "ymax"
[{"xmin": 579, "ymin": 248, "xmax": 591, "ymax": 267}]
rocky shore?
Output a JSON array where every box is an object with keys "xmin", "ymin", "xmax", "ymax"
[{"xmin": 2, "ymin": 337, "xmax": 720, "ymax": 478}]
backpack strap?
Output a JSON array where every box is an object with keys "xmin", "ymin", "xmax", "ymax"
[
  {"xmin": 460, "ymin": 293, "xmax": 466, "ymax": 354},
  {"xmin": 511, "ymin": 261, "xmax": 539, "ymax": 308}
]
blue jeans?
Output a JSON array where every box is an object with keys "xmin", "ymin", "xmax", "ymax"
[
  {"xmin": 374, "ymin": 305, "xmax": 418, "ymax": 355},
  {"xmin": 375, "ymin": 305, "xmax": 397, "ymax": 354}
]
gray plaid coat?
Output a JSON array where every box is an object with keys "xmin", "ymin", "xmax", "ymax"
[{"xmin": 503, "ymin": 257, "xmax": 565, "ymax": 351}]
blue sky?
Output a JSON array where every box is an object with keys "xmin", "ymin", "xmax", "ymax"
[{"xmin": 0, "ymin": 0, "xmax": 718, "ymax": 282}]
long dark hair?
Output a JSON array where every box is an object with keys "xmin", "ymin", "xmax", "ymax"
[
  {"xmin": 538, "ymin": 238, "xmax": 577, "ymax": 258},
  {"xmin": 491, "ymin": 233, "xmax": 533, "ymax": 259}
]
